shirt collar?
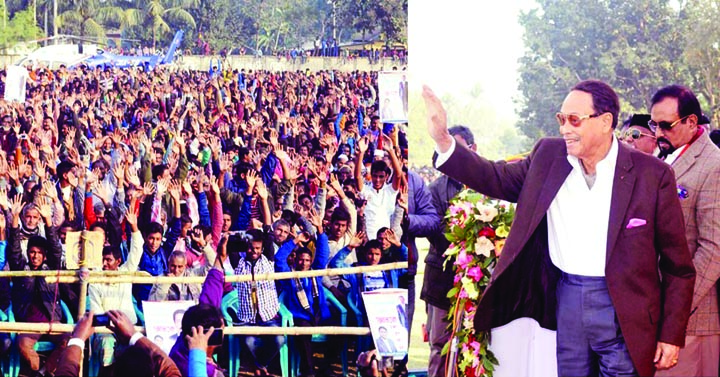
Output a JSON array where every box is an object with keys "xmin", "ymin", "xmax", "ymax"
[{"xmin": 566, "ymin": 135, "xmax": 619, "ymax": 175}]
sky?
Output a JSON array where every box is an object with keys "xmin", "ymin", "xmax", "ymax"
[{"xmin": 409, "ymin": 0, "xmax": 537, "ymax": 120}]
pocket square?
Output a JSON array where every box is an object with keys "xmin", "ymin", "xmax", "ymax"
[{"xmin": 626, "ymin": 218, "xmax": 647, "ymax": 229}]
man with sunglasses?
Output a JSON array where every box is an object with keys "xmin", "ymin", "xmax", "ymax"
[
  {"xmin": 650, "ymin": 85, "xmax": 720, "ymax": 377},
  {"xmin": 423, "ymin": 80, "xmax": 695, "ymax": 377},
  {"xmin": 621, "ymin": 114, "xmax": 657, "ymax": 155}
]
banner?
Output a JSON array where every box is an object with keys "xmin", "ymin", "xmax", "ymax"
[
  {"xmin": 362, "ymin": 288, "xmax": 408, "ymax": 359},
  {"xmin": 143, "ymin": 300, "xmax": 196, "ymax": 354},
  {"xmin": 65, "ymin": 230, "xmax": 105, "ymax": 269},
  {"xmin": 378, "ymin": 71, "xmax": 408, "ymax": 124},
  {"xmin": 4, "ymin": 65, "xmax": 29, "ymax": 103}
]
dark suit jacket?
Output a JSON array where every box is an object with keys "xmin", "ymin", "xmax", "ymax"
[
  {"xmin": 437, "ymin": 138, "xmax": 696, "ymax": 377},
  {"xmin": 54, "ymin": 337, "xmax": 182, "ymax": 377}
]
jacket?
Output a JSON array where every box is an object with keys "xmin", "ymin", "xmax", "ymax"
[
  {"xmin": 421, "ymin": 174, "xmax": 464, "ymax": 310},
  {"xmin": 438, "ymin": 137, "xmax": 695, "ymax": 377},
  {"xmin": 275, "ymin": 233, "xmax": 331, "ymax": 323},
  {"xmin": 406, "ymin": 171, "xmax": 440, "ymax": 275},
  {"xmin": 8, "ymin": 226, "xmax": 64, "ymax": 322},
  {"xmin": 134, "ymin": 217, "xmax": 182, "ymax": 304},
  {"xmin": 329, "ymin": 245, "xmax": 398, "ymax": 310}
]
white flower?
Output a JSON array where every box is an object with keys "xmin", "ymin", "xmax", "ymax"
[
  {"xmin": 475, "ymin": 203, "xmax": 498, "ymax": 222},
  {"xmin": 474, "ymin": 236, "xmax": 495, "ymax": 257}
]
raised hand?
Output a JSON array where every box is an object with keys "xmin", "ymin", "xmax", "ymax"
[
  {"xmin": 245, "ymin": 169, "xmax": 258, "ymax": 194},
  {"xmin": 0, "ymin": 188, "xmax": 8, "ymax": 210},
  {"xmin": 124, "ymin": 206, "xmax": 139, "ymax": 230},
  {"xmin": 9, "ymin": 196, "xmax": 24, "ymax": 220},
  {"xmin": 386, "ymin": 229, "xmax": 401, "ymax": 247},
  {"xmin": 307, "ymin": 209, "xmax": 323, "ymax": 232},
  {"xmin": 7, "ymin": 164, "xmax": 18, "ymax": 184},
  {"xmin": 357, "ymin": 136, "xmax": 369, "ymax": 154},
  {"xmin": 218, "ymin": 155, "xmax": 231, "ymax": 173},
  {"xmin": 168, "ymin": 180, "xmax": 181, "ymax": 201},
  {"xmin": 398, "ymin": 184, "xmax": 408, "ymax": 212},
  {"xmin": 273, "ymin": 147, "xmax": 289, "ymax": 162},
  {"xmin": 208, "ymin": 175, "xmax": 220, "ymax": 195},
  {"xmin": 126, "ymin": 167, "xmax": 141, "ymax": 188},
  {"xmin": 38, "ymin": 197, "xmax": 53, "ymax": 221},
  {"xmin": 329, "ymin": 173, "xmax": 343, "ymax": 194},
  {"xmin": 34, "ymin": 160, "xmax": 47, "ymax": 181},
  {"xmin": 113, "ymin": 164, "xmax": 125, "ymax": 183},
  {"xmin": 190, "ymin": 228, "xmax": 207, "ymax": 247},
  {"xmin": 42, "ymin": 180, "xmax": 58, "ymax": 200},
  {"xmin": 185, "ymin": 326, "xmax": 214, "ymax": 351},
  {"xmin": 92, "ymin": 182, "xmax": 111, "ymax": 206},
  {"xmin": 256, "ymin": 179, "xmax": 268, "ymax": 201},
  {"xmin": 156, "ymin": 177, "xmax": 169, "ymax": 197},
  {"xmin": 349, "ymin": 231, "xmax": 366, "ymax": 249},
  {"xmin": 422, "ymin": 85, "xmax": 454, "ymax": 153},
  {"xmin": 142, "ymin": 182, "xmax": 156, "ymax": 197}
]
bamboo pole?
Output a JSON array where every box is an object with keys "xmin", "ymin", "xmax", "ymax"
[
  {"xmin": 41, "ymin": 262, "xmax": 409, "ymax": 284},
  {"xmin": 0, "ymin": 271, "xmax": 152, "ymax": 277},
  {"xmin": 0, "ymin": 322, "xmax": 371, "ymax": 336}
]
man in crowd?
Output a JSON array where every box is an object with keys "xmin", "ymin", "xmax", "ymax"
[
  {"xmin": 422, "ymin": 125, "xmax": 476, "ymax": 377},
  {"xmin": 423, "ymin": 80, "xmax": 695, "ymax": 376},
  {"xmin": 650, "ymin": 85, "xmax": 720, "ymax": 377},
  {"xmin": 88, "ymin": 206, "xmax": 143, "ymax": 367},
  {"xmin": 620, "ymin": 114, "xmax": 656, "ymax": 155}
]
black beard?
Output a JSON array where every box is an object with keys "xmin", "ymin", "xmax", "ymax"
[{"xmin": 657, "ymin": 137, "xmax": 677, "ymax": 159}]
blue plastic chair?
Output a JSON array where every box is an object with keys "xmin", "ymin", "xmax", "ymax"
[
  {"xmin": 280, "ymin": 287, "xmax": 348, "ymax": 377},
  {"xmin": 8, "ymin": 300, "xmax": 74, "ymax": 377},
  {"xmin": 0, "ymin": 307, "xmax": 12, "ymax": 377},
  {"xmin": 220, "ymin": 291, "xmax": 290, "ymax": 377}
]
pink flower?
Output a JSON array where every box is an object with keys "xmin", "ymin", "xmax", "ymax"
[
  {"xmin": 454, "ymin": 274, "xmax": 462, "ymax": 284},
  {"xmin": 454, "ymin": 249, "xmax": 473, "ymax": 270},
  {"xmin": 467, "ymin": 266, "xmax": 483, "ymax": 282},
  {"xmin": 458, "ymin": 288, "xmax": 469, "ymax": 299}
]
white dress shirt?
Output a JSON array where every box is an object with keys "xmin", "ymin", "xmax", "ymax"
[
  {"xmin": 546, "ymin": 137, "xmax": 618, "ymax": 276},
  {"xmin": 435, "ymin": 137, "xmax": 619, "ymax": 276}
]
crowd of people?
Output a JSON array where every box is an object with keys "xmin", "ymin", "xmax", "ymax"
[{"xmin": 0, "ymin": 63, "xmax": 413, "ymax": 377}]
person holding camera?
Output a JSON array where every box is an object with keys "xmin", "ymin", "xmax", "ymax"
[{"xmin": 55, "ymin": 310, "xmax": 183, "ymax": 377}]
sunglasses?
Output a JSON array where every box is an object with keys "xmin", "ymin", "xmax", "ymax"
[
  {"xmin": 555, "ymin": 112, "xmax": 601, "ymax": 127},
  {"xmin": 648, "ymin": 115, "xmax": 689, "ymax": 133},
  {"xmin": 623, "ymin": 129, "xmax": 656, "ymax": 140}
]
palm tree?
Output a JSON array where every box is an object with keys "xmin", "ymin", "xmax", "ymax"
[
  {"xmin": 139, "ymin": 0, "xmax": 197, "ymax": 49},
  {"xmin": 56, "ymin": 0, "xmax": 135, "ymax": 39}
]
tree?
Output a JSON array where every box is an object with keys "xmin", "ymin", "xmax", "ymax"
[
  {"xmin": 55, "ymin": 0, "xmax": 130, "ymax": 39},
  {"xmin": 0, "ymin": 5, "xmax": 43, "ymax": 50},
  {"xmin": 516, "ymin": 0, "xmax": 690, "ymax": 142},
  {"xmin": 681, "ymin": 0, "xmax": 720, "ymax": 126},
  {"xmin": 136, "ymin": 0, "xmax": 197, "ymax": 49}
]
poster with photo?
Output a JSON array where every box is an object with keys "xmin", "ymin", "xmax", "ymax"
[
  {"xmin": 65, "ymin": 230, "xmax": 105, "ymax": 269},
  {"xmin": 143, "ymin": 300, "xmax": 196, "ymax": 354},
  {"xmin": 362, "ymin": 288, "xmax": 409, "ymax": 359},
  {"xmin": 378, "ymin": 71, "xmax": 408, "ymax": 123}
]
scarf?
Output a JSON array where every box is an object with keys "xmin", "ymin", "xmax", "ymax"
[{"xmin": 293, "ymin": 270, "xmax": 321, "ymax": 325}]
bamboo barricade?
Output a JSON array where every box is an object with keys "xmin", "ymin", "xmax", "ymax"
[
  {"xmin": 0, "ymin": 262, "xmax": 408, "ymax": 336},
  {"xmin": 31, "ymin": 261, "xmax": 410, "ymax": 284},
  {"xmin": 0, "ymin": 323, "xmax": 372, "ymax": 336}
]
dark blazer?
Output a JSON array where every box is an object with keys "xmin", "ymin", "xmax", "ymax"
[
  {"xmin": 437, "ymin": 138, "xmax": 696, "ymax": 377},
  {"xmin": 421, "ymin": 175, "xmax": 464, "ymax": 310},
  {"xmin": 55, "ymin": 337, "xmax": 182, "ymax": 377}
]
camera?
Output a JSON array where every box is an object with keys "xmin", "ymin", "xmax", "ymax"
[{"xmin": 93, "ymin": 314, "xmax": 110, "ymax": 327}]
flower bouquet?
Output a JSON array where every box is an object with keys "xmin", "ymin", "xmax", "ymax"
[{"xmin": 443, "ymin": 189, "xmax": 515, "ymax": 377}]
